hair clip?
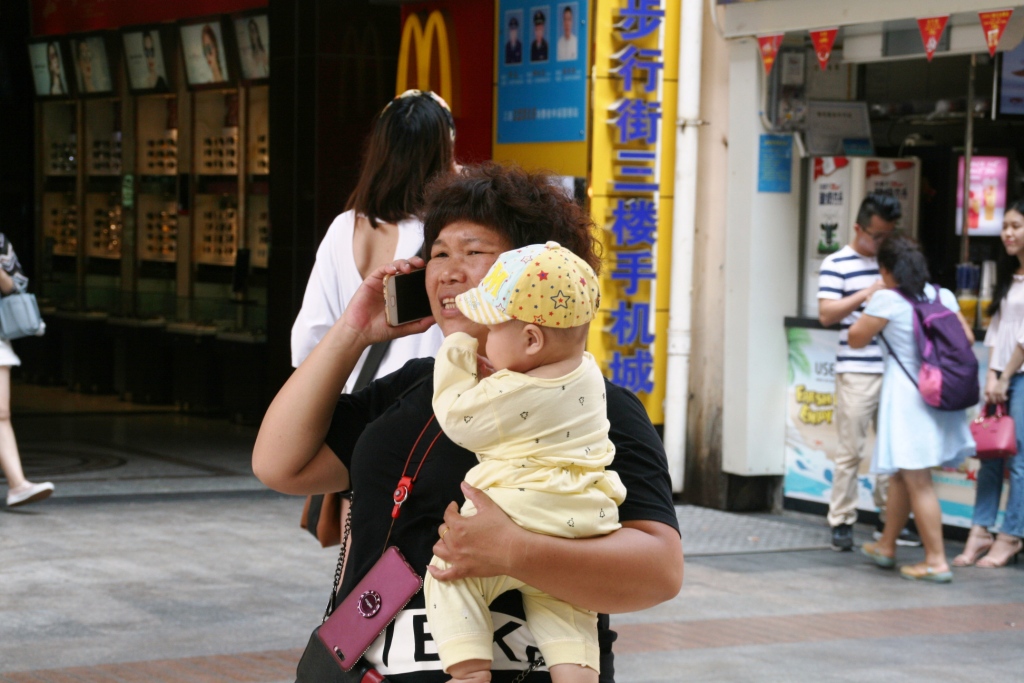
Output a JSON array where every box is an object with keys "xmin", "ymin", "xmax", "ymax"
[{"xmin": 380, "ymin": 89, "xmax": 456, "ymax": 142}]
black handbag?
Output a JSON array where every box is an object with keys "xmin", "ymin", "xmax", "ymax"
[{"xmin": 297, "ymin": 491, "xmax": 374, "ymax": 682}]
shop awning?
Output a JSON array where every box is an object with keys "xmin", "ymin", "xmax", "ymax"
[{"xmin": 719, "ymin": 0, "xmax": 1022, "ymax": 46}]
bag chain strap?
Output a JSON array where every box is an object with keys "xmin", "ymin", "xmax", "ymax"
[
  {"xmin": 510, "ymin": 656, "xmax": 544, "ymax": 683},
  {"xmin": 318, "ymin": 411, "xmax": 541, "ymax": 680},
  {"xmin": 323, "ymin": 491, "xmax": 354, "ymax": 623}
]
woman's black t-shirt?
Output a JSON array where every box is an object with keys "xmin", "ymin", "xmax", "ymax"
[{"xmin": 324, "ymin": 358, "xmax": 679, "ymax": 683}]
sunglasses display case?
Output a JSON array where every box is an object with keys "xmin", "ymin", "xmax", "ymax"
[{"xmin": 31, "ymin": 15, "xmax": 270, "ymax": 407}]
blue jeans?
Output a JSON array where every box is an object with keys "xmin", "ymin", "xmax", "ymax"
[{"xmin": 973, "ymin": 373, "xmax": 1024, "ymax": 537}]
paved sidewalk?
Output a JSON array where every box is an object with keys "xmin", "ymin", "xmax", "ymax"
[{"xmin": 1, "ymin": 404, "xmax": 1022, "ymax": 682}]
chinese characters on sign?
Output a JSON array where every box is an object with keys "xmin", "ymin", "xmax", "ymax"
[
  {"xmin": 917, "ymin": 15, "xmax": 949, "ymax": 62},
  {"xmin": 809, "ymin": 28, "xmax": 837, "ymax": 71},
  {"xmin": 756, "ymin": 34, "xmax": 784, "ymax": 75},
  {"xmin": 605, "ymin": 0, "xmax": 665, "ymax": 395},
  {"xmin": 979, "ymin": 9, "xmax": 1013, "ymax": 58}
]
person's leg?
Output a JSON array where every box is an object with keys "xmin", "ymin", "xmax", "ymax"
[
  {"xmin": 445, "ymin": 660, "xmax": 492, "ymax": 683},
  {"xmin": 973, "ymin": 374, "xmax": 1024, "ymax": 567},
  {"xmin": 952, "ymin": 524, "xmax": 995, "ymax": 566},
  {"xmin": 521, "ymin": 586, "xmax": 599, "ymax": 683},
  {"xmin": 424, "ymin": 564, "xmax": 514, "ymax": 683},
  {"xmin": 899, "ymin": 468, "xmax": 949, "ymax": 571},
  {"xmin": 828, "ymin": 374, "xmax": 879, "ymax": 543},
  {"xmin": 997, "ymin": 374, "xmax": 1024, "ymax": 540},
  {"xmin": 872, "ymin": 473, "xmax": 890, "ymax": 518},
  {"xmin": 870, "ymin": 471, "xmax": 909, "ymax": 558},
  {"xmin": 0, "ymin": 366, "xmax": 27, "ymax": 490},
  {"xmin": 972, "ymin": 458, "xmax": 1005, "ymax": 529}
]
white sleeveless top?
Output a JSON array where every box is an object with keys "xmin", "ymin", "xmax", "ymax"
[{"xmin": 290, "ymin": 210, "xmax": 443, "ymax": 393}]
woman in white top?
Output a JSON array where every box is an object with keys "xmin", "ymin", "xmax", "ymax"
[
  {"xmin": 0, "ymin": 234, "xmax": 54, "ymax": 507},
  {"xmin": 290, "ymin": 90, "xmax": 452, "ymax": 389},
  {"xmin": 954, "ymin": 201, "xmax": 1024, "ymax": 568}
]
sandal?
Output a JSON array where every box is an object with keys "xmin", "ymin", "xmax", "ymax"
[
  {"xmin": 952, "ymin": 527, "xmax": 994, "ymax": 567},
  {"xmin": 899, "ymin": 563, "xmax": 953, "ymax": 583},
  {"xmin": 975, "ymin": 534, "xmax": 1023, "ymax": 568},
  {"xmin": 861, "ymin": 542, "xmax": 896, "ymax": 568}
]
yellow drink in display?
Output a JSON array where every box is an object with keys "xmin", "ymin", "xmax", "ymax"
[
  {"xmin": 984, "ymin": 184, "xmax": 996, "ymax": 222},
  {"xmin": 958, "ymin": 296, "xmax": 979, "ymax": 330},
  {"xmin": 979, "ymin": 298, "xmax": 993, "ymax": 329}
]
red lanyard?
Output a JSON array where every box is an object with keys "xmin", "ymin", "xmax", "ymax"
[{"xmin": 391, "ymin": 415, "xmax": 442, "ymax": 519}]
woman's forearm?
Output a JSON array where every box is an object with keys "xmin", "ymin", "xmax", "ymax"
[
  {"xmin": 0, "ymin": 268, "xmax": 15, "ymax": 295},
  {"xmin": 433, "ymin": 485, "xmax": 683, "ymax": 615},
  {"xmin": 1004, "ymin": 344, "xmax": 1024, "ymax": 379},
  {"xmin": 252, "ymin": 320, "xmax": 366, "ymax": 494},
  {"xmin": 507, "ymin": 519, "xmax": 683, "ymax": 613}
]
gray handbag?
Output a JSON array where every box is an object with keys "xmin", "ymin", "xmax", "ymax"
[{"xmin": 0, "ymin": 292, "xmax": 44, "ymax": 340}]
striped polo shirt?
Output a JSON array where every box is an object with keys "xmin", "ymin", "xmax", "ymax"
[{"xmin": 817, "ymin": 245, "xmax": 884, "ymax": 374}]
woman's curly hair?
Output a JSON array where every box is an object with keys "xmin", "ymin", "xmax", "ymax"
[{"xmin": 422, "ymin": 162, "xmax": 601, "ymax": 274}]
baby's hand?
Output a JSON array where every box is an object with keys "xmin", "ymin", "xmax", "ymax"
[{"xmin": 476, "ymin": 354, "xmax": 495, "ymax": 379}]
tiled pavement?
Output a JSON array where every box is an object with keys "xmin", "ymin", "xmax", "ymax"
[{"xmin": 2, "ymin": 392, "xmax": 1023, "ymax": 682}]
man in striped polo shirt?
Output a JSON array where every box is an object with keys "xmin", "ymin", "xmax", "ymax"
[{"xmin": 818, "ymin": 192, "xmax": 906, "ymax": 552}]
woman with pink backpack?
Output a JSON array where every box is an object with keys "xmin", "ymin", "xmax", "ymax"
[{"xmin": 848, "ymin": 235, "xmax": 976, "ymax": 583}]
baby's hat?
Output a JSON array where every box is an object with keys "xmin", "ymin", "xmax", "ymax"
[{"xmin": 455, "ymin": 241, "xmax": 600, "ymax": 328}]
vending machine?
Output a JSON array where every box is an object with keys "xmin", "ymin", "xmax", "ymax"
[{"xmin": 801, "ymin": 156, "xmax": 921, "ymax": 317}]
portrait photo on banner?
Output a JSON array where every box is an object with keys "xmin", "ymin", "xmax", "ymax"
[
  {"xmin": 556, "ymin": 2, "xmax": 578, "ymax": 62},
  {"xmin": 529, "ymin": 5, "xmax": 549, "ymax": 63},
  {"xmin": 504, "ymin": 9, "xmax": 524, "ymax": 65},
  {"xmin": 28, "ymin": 39, "xmax": 70, "ymax": 97},
  {"xmin": 70, "ymin": 34, "xmax": 113, "ymax": 95},
  {"xmin": 233, "ymin": 12, "xmax": 269, "ymax": 81},
  {"xmin": 180, "ymin": 19, "xmax": 230, "ymax": 86},
  {"xmin": 123, "ymin": 27, "xmax": 170, "ymax": 93}
]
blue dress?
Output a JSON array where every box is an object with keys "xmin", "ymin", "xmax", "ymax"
[{"xmin": 865, "ymin": 285, "xmax": 975, "ymax": 473}]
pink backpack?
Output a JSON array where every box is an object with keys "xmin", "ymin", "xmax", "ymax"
[{"xmin": 879, "ymin": 288, "xmax": 979, "ymax": 411}]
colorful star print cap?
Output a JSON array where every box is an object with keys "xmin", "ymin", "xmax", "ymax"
[{"xmin": 455, "ymin": 241, "xmax": 600, "ymax": 328}]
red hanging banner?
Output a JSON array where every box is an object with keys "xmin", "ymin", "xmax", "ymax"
[
  {"xmin": 757, "ymin": 34, "xmax": 784, "ymax": 76},
  {"xmin": 809, "ymin": 28, "xmax": 838, "ymax": 71},
  {"xmin": 979, "ymin": 9, "xmax": 1014, "ymax": 58},
  {"xmin": 917, "ymin": 15, "xmax": 949, "ymax": 62}
]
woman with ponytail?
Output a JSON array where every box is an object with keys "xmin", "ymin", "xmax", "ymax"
[
  {"xmin": 953, "ymin": 201, "xmax": 1024, "ymax": 568},
  {"xmin": 848, "ymin": 235, "xmax": 975, "ymax": 582}
]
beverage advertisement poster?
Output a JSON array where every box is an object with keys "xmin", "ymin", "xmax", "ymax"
[
  {"xmin": 956, "ymin": 156, "xmax": 1008, "ymax": 237},
  {"xmin": 808, "ymin": 156, "xmax": 850, "ymax": 255},
  {"xmin": 864, "ymin": 159, "xmax": 918, "ymax": 235},
  {"xmin": 496, "ymin": 0, "xmax": 588, "ymax": 143},
  {"xmin": 802, "ymin": 156, "xmax": 850, "ymax": 316},
  {"xmin": 784, "ymin": 327, "xmax": 997, "ymax": 529}
]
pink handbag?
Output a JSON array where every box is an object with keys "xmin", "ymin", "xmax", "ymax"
[{"xmin": 970, "ymin": 403, "xmax": 1018, "ymax": 460}]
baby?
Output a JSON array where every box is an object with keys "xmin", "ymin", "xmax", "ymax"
[{"xmin": 426, "ymin": 241, "xmax": 626, "ymax": 683}]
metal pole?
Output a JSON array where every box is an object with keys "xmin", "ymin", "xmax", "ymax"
[
  {"xmin": 664, "ymin": 0, "xmax": 704, "ymax": 493},
  {"xmin": 960, "ymin": 53, "xmax": 976, "ymax": 264}
]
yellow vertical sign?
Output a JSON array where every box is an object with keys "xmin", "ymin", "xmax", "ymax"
[{"xmin": 588, "ymin": 0, "xmax": 680, "ymax": 424}]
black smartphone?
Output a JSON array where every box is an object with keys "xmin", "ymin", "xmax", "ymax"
[{"xmin": 384, "ymin": 268, "xmax": 432, "ymax": 326}]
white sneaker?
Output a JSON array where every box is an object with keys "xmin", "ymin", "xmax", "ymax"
[{"xmin": 6, "ymin": 481, "xmax": 54, "ymax": 507}]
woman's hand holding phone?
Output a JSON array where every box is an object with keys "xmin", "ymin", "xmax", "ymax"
[{"xmin": 341, "ymin": 256, "xmax": 435, "ymax": 347}]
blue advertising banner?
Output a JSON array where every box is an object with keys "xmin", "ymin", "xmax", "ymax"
[{"xmin": 497, "ymin": 0, "xmax": 588, "ymax": 143}]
